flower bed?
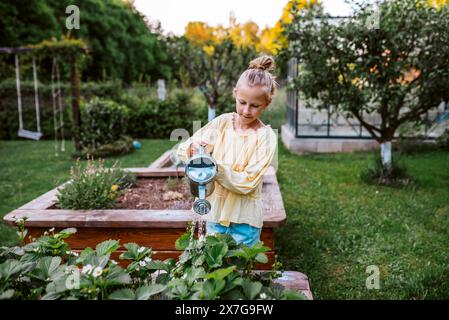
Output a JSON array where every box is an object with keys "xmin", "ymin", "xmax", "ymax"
[{"xmin": 3, "ymin": 165, "xmax": 286, "ymax": 270}]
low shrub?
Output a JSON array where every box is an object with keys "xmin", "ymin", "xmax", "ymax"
[
  {"xmin": 80, "ymin": 97, "xmax": 129, "ymax": 148},
  {"xmin": 55, "ymin": 158, "xmax": 137, "ymax": 210}
]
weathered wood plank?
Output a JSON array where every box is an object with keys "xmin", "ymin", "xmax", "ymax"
[
  {"xmin": 126, "ymin": 167, "xmax": 186, "ymax": 177},
  {"xmin": 4, "ymin": 207, "xmax": 284, "ymax": 228},
  {"xmin": 148, "ymin": 150, "xmax": 173, "ymax": 169},
  {"xmin": 262, "ymin": 172, "xmax": 287, "ymax": 226},
  {"xmin": 272, "ymin": 271, "xmax": 314, "ymax": 300}
]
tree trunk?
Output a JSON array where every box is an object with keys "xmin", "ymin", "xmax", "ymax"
[
  {"xmin": 380, "ymin": 141, "xmax": 392, "ymax": 174},
  {"xmin": 71, "ymin": 55, "xmax": 82, "ymax": 152},
  {"xmin": 208, "ymin": 105, "xmax": 216, "ymax": 122}
]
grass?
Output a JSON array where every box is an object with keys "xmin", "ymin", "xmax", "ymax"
[
  {"xmin": 1, "ymin": 138, "xmax": 449, "ymax": 299},
  {"xmin": 275, "ymin": 143, "xmax": 449, "ymax": 299}
]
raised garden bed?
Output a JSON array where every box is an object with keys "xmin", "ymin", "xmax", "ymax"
[
  {"xmin": 3, "ymin": 153, "xmax": 286, "ymax": 269},
  {"xmin": 3, "ymin": 150, "xmax": 313, "ymax": 299}
]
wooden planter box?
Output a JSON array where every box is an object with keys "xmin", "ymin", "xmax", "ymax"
[{"xmin": 3, "ymin": 153, "xmax": 286, "ymax": 270}]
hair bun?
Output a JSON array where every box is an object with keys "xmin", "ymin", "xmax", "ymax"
[{"xmin": 248, "ymin": 56, "xmax": 275, "ymax": 72}]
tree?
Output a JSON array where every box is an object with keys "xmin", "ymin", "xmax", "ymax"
[
  {"xmin": 285, "ymin": 0, "xmax": 449, "ymax": 175},
  {"xmin": 0, "ymin": 0, "xmax": 172, "ymax": 83},
  {"xmin": 172, "ymin": 37, "xmax": 257, "ymax": 121}
]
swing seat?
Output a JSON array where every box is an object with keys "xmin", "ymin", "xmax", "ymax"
[{"xmin": 18, "ymin": 129, "xmax": 42, "ymax": 140}]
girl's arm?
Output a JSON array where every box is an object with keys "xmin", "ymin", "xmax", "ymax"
[
  {"xmin": 176, "ymin": 115, "xmax": 222, "ymax": 163},
  {"xmin": 215, "ymin": 130, "xmax": 277, "ymax": 195}
]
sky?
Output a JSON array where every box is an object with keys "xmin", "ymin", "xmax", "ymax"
[{"xmin": 133, "ymin": 0, "xmax": 355, "ymax": 36}]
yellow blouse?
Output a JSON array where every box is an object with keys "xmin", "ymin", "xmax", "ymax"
[{"xmin": 176, "ymin": 112, "xmax": 277, "ymax": 228}]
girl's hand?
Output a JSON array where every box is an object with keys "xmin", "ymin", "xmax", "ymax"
[{"xmin": 190, "ymin": 141, "xmax": 208, "ymax": 156}]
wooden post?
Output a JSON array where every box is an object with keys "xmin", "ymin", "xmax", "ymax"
[{"xmin": 70, "ymin": 55, "xmax": 82, "ymax": 152}]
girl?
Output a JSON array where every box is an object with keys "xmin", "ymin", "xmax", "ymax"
[{"xmin": 176, "ymin": 55, "xmax": 278, "ymax": 247}]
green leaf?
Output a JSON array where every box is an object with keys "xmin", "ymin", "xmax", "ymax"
[
  {"xmin": 204, "ymin": 243, "xmax": 228, "ymax": 269},
  {"xmin": 146, "ymin": 260, "xmax": 170, "ymax": 272},
  {"xmin": 95, "ymin": 240, "xmax": 120, "ymax": 256},
  {"xmin": 175, "ymin": 232, "xmax": 191, "ymax": 250},
  {"xmin": 241, "ymin": 279, "xmax": 262, "ymax": 300},
  {"xmin": 0, "ymin": 289, "xmax": 15, "ymax": 300},
  {"xmin": 29, "ymin": 257, "xmax": 62, "ymax": 281},
  {"xmin": 203, "ymin": 266, "xmax": 236, "ymax": 281},
  {"xmin": 109, "ymin": 288, "xmax": 135, "ymax": 300},
  {"xmin": 255, "ymin": 253, "xmax": 268, "ymax": 264},
  {"xmin": 201, "ymin": 278, "xmax": 226, "ymax": 299},
  {"xmin": 135, "ymin": 284, "xmax": 166, "ymax": 300},
  {"xmin": 59, "ymin": 228, "xmax": 77, "ymax": 237}
]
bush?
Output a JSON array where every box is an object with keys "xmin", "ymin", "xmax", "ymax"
[
  {"xmin": 436, "ymin": 129, "xmax": 449, "ymax": 150},
  {"xmin": 80, "ymin": 97, "xmax": 129, "ymax": 148},
  {"xmin": 360, "ymin": 154, "xmax": 412, "ymax": 187},
  {"xmin": 0, "ymin": 221, "xmax": 305, "ymax": 300},
  {"xmin": 55, "ymin": 158, "xmax": 137, "ymax": 210},
  {"xmin": 73, "ymin": 135, "xmax": 135, "ymax": 159},
  {"xmin": 394, "ymin": 137, "xmax": 439, "ymax": 155},
  {"xmin": 119, "ymin": 87, "xmax": 207, "ymax": 139}
]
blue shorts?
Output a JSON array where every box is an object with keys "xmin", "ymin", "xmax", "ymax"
[{"xmin": 206, "ymin": 221, "xmax": 261, "ymax": 247}]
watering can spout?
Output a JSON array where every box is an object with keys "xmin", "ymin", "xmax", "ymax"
[{"xmin": 185, "ymin": 145, "xmax": 217, "ymax": 215}]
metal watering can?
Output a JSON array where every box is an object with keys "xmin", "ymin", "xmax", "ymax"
[{"xmin": 185, "ymin": 145, "xmax": 217, "ymax": 215}]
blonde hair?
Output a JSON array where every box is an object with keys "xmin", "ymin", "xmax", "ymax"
[{"xmin": 234, "ymin": 55, "xmax": 278, "ymax": 102}]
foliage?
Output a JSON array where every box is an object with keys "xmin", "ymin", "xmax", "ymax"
[
  {"xmin": 436, "ymin": 128, "xmax": 449, "ymax": 150},
  {"xmin": 171, "ymin": 37, "xmax": 257, "ymax": 114},
  {"xmin": 117, "ymin": 87, "xmax": 207, "ymax": 138},
  {"xmin": 284, "ymin": 0, "xmax": 449, "ymax": 169},
  {"xmin": 74, "ymin": 136, "xmax": 135, "ymax": 159},
  {"xmin": 79, "ymin": 97, "xmax": 129, "ymax": 151},
  {"xmin": 183, "ymin": 0, "xmax": 317, "ymax": 56},
  {"xmin": 28, "ymin": 36, "xmax": 88, "ymax": 60},
  {"xmin": 55, "ymin": 158, "xmax": 137, "ymax": 210},
  {"xmin": 0, "ymin": 225, "xmax": 306, "ymax": 300},
  {"xmin": 0, "ymin": 0, "xmax": 172, "ymax": 83},
  {"xmin": 394, "ymin": 137, "xmax": 441, "ymax": 155}
]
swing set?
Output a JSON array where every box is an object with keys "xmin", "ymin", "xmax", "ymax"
[{"xmin": 0, "ymin": 38, "xmax": 87, "ymax": 154}]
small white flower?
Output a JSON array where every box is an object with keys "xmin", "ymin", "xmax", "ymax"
[
  {"xmin": 72, "ymin": 251, "xmax": 79, "ymax": 257},
  {"xmin": 92, "ymin": 266, "xmax": 103, "ymax": 278},
  {"xmin": 144, "ymin": 257, "xmax": 152, "ymax": 263},
  {"xmin": 137, "ymin": 247, "xmax": 146, "ymax": 253},
  {"xmin": 110, "ymin": 260, "xmax": 118, "ymax": 265},
  {"xmin": 139, "ymin": 261, "xmax": 146, "ymax": 267},
  {"xmin": 82, "ymin": 264, "xmax": 93, "ymax": 274},
  {"xmin": 33, "ymin": 248, "xmax": 39, "ymax": 252},
  {"xmin": 259, "ymin": 293, "xmax": 267, "ymax": 299},
  {"xmin": 43, "ymin": 231, "xmax": 49, "ymax": 236},
  {"xmin": 66, "ymin": 251, "xmax": 71, "ymax": 255},
  {"xmin": 136, "ymin": 267, "xmax": 140, "ymax": 271},
  {"xmin": 49, "ymin": 227, "xmax": 55, "ymax": 232}
]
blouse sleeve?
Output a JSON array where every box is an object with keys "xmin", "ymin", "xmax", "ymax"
[
  {"xmin": 175, "ymin": 114, "xmax": 223, "ymax": 164},
  {"xmin": 215, "ymin": 129, "xmax": 277, "ymax": 195}
]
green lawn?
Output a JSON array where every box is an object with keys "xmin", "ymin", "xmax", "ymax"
[{"xmin": 1, "ymin": 139, "xmax": 448, "ymax": 299}]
